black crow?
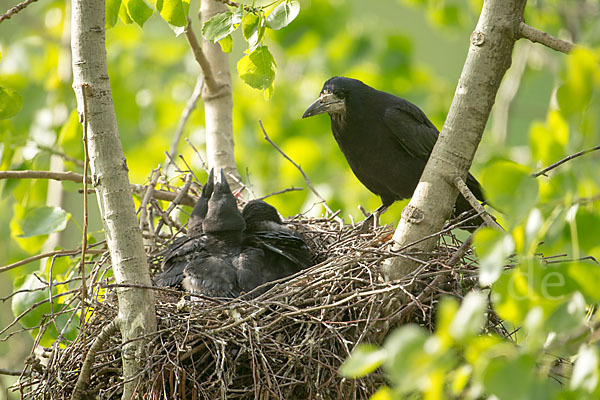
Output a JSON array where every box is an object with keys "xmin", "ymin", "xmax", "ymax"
[
  {"xmin": 155, "ymin": 170, "xmax": 263, "ymax": 298},
  {"xmin": 242, "ymin": 200, "xmax": 312, "ymax": 283},
  {"xmin": 302, "ymin": 76, "xmax": 485, "ymax": 227}
]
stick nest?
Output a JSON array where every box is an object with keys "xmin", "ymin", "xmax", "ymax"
[{"xmin": 19, "ymin": 213, "xmax": 489, "ymax": 399}]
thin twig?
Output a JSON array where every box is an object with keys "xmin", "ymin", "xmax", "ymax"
[
  {"xmin": 256, "ymin": 186, "xmax": 303, "ymax": 200},
  {"xmin": 533, "ymin": 145, "xmax": 600, "ymax": 177},
  {"xmin": 258, "ymin": 120, "xmax": 336, "ymax": 217},
  {"xmin": 165, "ymin": 76, "xmax": 204, "ymax": 170},
  {"xmin": 0, "ymin": 248, "xmax": 104, "ymax": 274},
  {"xmin": 184, "ymin": 18, "xmax": 219, "ymax": 94},
  {"xmin": 454, "ymin": 176, "xmax": 502, "ymax": 230},
  {"xmin": 0, "ymin": 0, "xmax": 38, "ymax": 23},
  {"xmin": 519, "ymin": 22, "xmax": 575, "ymax": 54},
  {"xmin": 140, "ymin": 167, "xmax": 161, "ymax": 232}
]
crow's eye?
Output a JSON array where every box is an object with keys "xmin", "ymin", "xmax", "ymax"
[{"xmin": 335, "ymin": 90, "xmax": 346, "ymax": 99}]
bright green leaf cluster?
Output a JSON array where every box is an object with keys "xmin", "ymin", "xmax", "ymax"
[{"xmin": 201, "ymin": 0, "xmax": 301, "ymax": 97}]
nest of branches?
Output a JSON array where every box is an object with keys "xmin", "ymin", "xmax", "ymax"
[{"xmin": 16, "ymin": 180, "xmax": 494, "ymax": 399}]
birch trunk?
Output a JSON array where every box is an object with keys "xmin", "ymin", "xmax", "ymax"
[
  {"xmin": 200, "ymin": 0, "xmax": 241, "ymax": 187},
  {"xmin": 70, "ymin": 0, "xmax": 157, "ymax": 398},
  {"xmin": 384, "ymin": 0, "xmax": 528, "ymax": 280}
]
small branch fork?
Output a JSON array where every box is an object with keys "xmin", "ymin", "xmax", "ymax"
[
  {"xmin": 518, "ymin": 22, "xmax": 574, "ymax": 54},
  {"xmin": 258, "ymin": 120, "xmax": 337, "ymax": 217}
]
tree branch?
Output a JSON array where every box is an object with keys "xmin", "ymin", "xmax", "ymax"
[
  {"xmin": 165, "ymin": 76, "xmax": 203, "ymax": 170},
  {"xmin": 185, "ymin": 18, "xmax": 219, "ymax": 94},
  {"xmin": 533, "ymin": 145, "xmax": 600, "ymax": 177},
  {"xmin": 0, "ymin": 0, "xmax": 38, "ymax": 24},
  {"xmin": 519, "ymin": 22, "xmax": 574, "ymax": 54},
  {"xmin": 454, "ymin": 177, "xmax": 503, "ymax": 230},
  {"xmin": 0, "ymin": 170, "xmax": 196, "ymax": 207}
]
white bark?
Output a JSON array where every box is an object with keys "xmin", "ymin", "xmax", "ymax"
[
  {"xmin": 70, "ymin": 0, "xmax": 156, "ymax": 398},
  {"xmin": 385, "ymin": 0, "xmax": 528, "ymax": 281},
  {"xmin": 200, "ymin": 0, "xmax": 240, "ymax": 187}
]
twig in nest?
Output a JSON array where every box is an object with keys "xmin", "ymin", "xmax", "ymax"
[
  {"xmin": 140, "ymin": 167, "xmax": 161, "ymax": 232},
  {"xmin": 454, "ymin": 176, "xmax": 502, "ymax": 230},
  {"xmin": 155, "ymin": 174, "xmax": 194, "ymax": 236},
  {"xmin": 258, "ymin": 120, "xmax": 337, "ymax": 217},
  {"xmin": 70, "ymin": 318, "xmax": 120, "ymax": 400},
  {"xmin": 533, "ymin": 144, "xmax": 600, "ymax": 178}
]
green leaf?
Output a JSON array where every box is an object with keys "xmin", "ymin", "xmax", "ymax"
[
  {"xmin": 265, "ymin": 0, "xmax": 300, "ymax": 30},
  {"xmin": 383, "ymin": 325, "xmax": 430, "ymax": 391},
  {"xmin": 339, "ymin": 344, "xmax": 387, "ymax": 379},
  {"xmin": 157, "ymin": 0, "xmax": 190, "ymax": 28},
  {"xmin": 482, "ymin": 354, "xmax": 536, "ymax": 400},
  {"xmin": 529, "ymin": 111, "xmax": 568, "ymax": 167},
  {"xmin": 434, "ymin": 297, "xmax": 458, "ymax": 349},
  {"xmin": 557, "ymin": 47, "xmax": 598, "ymax": 116},
  {"xmin": 16, "ymin": 206, "xmax": 70, "ymax": 238},
  {"xmin": 119, "ymin": 1, "xmax": 134, "ymax": 24},
  {"xmin": 369, "ymin": 386, "xmax": 393, "ymax": 400},
  {"xmin": 0, "ymin": 86, "xmax": 23, "ymax": 119},
  {"xmin": 473, "ymin": 227, "xmax": 514, "ymax": 286},
  {"xmin": 481, "ymin": 160, "xmax": 538, "ymax": 228},
  {"xmin": 202, "ymin": 11, "xmax": 240, "ymax": 42},
  {"xmin": 218, "ymin": 34, "xmax": 233, "ymax": 53},
  {"xmin": 106, "ymin": 0, "xmax": 121, "ymax": 28},
  {"xmin": 570, "ymin": 345, "xmax": 599, "ymax": 392},
  {"xmin": 122, "ymin": 0, "xmax": 153, "ymax": 27},
  {"xmin": 567, "ymin": 262, "xmax": 600, "ymax": 303},
  {"xmin": 449, "ymin": 291, "xmax": 486, "ymax": 342},
  {"xmin": 544, "ymin": 292, "xmax": 586, "ymax": 335},
  {"xmin": 237, "ymin": 45, "xmax": 276, "ymax": 91},
  {"xmin": 58, "ymin": 110, "xmax": 83, "ymax": 160},
  {"xmin": 242, "ymin": 12, "xmax": 264, "ymax": 50}
]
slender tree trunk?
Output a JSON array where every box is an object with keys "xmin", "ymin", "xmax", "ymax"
[
  {"xmin": 200, "ymin": 0, "xmax": 240, "ymax": 187},
  {"xmin": 70, "ymin": 0, "xmax": 157, "ymax": 398},
  {"xmin": 384, "ymin": 0, "xmax": 527, "ymax": 280}
]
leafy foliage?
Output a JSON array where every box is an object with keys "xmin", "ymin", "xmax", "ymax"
[{"xmin": 202, "ymin": 0, "xmax": 300, "ymax": 96}]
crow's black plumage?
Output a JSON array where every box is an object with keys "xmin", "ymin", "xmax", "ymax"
[
  {"xmin": 242, "ymin": 200, "xmax": 312, "ymax": 283},
  {"xmin": 303, "ymin": 76, "xmax": 485, "ymax": 226},
  {"xmin": 154, "ymin": 170, "xmax": 263, "ymax": 298}
]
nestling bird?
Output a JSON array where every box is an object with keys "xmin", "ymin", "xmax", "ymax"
[
  {"xmin": 154, "ymin": 170, "xmax": 263, "ymax": 298},
  {"xmin": 242, "ymin": 200, "xmax": 312, "ymax": 283},
  {"xmin": 302, "ymin": 76, "xmax": 485, "ymax": 227}
]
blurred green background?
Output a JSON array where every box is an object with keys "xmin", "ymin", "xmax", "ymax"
[{"xmin": 1, "ymin": 0, "xmax": 599, "ymax": 397}]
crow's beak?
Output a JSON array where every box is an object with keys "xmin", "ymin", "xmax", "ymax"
[{"xmin": 302, "ymin": 93, "xmax": 345, "ymax": 118}]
